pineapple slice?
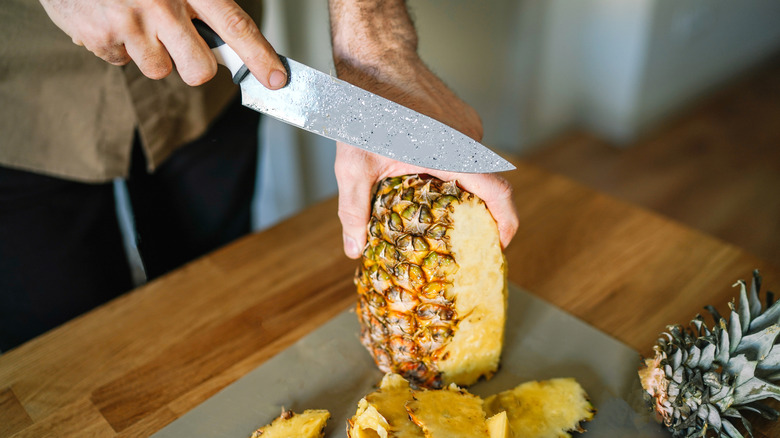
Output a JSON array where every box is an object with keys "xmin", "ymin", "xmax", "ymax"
[
  {"xmin": 347, "ymin": 373, "xmax": 424, "ymax": 438},
  {"xmin": 486, "ymin": 411, "xmax": 512, "ymax": 438},
  {"xmin": 348, "ymin": 374, "xmax": 593, "ymax": 438},
  {"xmin": 356, "ymin": 175, "xmax": 507, "ymax": 388},
  {"xmin": 250, "ymin": 409, "xmax": 329, "ymax": 438},
  {"xmin": 483, "ymin": 378, "xmax": 595, "ymax": 438},
  {"xmin": 405, "ymin": 383, "xmax": 490, "ymax": 438}
]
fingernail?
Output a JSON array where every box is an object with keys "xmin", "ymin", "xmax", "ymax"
[
  {"xmin": 344, "ymin": 235, "xmax": 360, "ymax": 258},
  {"xmin": 269, "ymin": 69, "xmax": 286, "ymax": 88}
]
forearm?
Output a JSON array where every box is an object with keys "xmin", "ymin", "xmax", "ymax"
[
  {"xmin": 327, "ymin": 0, "xmax": 482, "ymax": 142},
  {"xmin": 328, "ymin": 0, "xmax": 418, "ymax": 75},
  {"xmin": 328, "ymin": 1, "xmax": 516, "ymax": 259}
]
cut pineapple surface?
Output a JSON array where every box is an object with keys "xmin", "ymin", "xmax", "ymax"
[
  {"xmin": 483, "ymin": 378, "xmax": 595, "ymax": 438},
  {"xmin": 486, "ymin": 411, "xmax": 512, "ymax": 438},
  {"xmin": 406, "ymin": 383, "xmax": 490, "ymax": 438},
  {"xmin": 347, "ymin": 373, "xmax": 423, "ymax": 438},
  {"xmin": 348, "ymin": 374, "xmax": 594, "ymax": 438},
  {"xmin": 356, "ymin": 175, "xmax": 507, "ymax": 388},
  {"xmin": 250, "ymin": 409, "xmax": 329, "ymax": 438},
  {"xmin": 437, "ymin": 199, "xmax": 507, "ymax": 386}
]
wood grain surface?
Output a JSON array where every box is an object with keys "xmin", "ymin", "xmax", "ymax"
[
  {"xmin": 524, "ymin": 55, "xmax": 780, "ymax": 269},
  {"xmin": 1, "ymin": 158, "xmax": 778, "ymax": 437}
]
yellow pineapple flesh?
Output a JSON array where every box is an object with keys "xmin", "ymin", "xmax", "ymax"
[
  {"xmin": 486, "ymin": 411, "xmax": 512, "ymax": 438},
  {"xmin": 483, "ymin": 378, "xmax": 595, "ymax": 438},
  {"xmin": 356, "ymin": 174, "xmax": 507, "ymax": 388},
  {"xmin": 405, "ymin": 383, "xmax": 490, "ymax": 438},
  {"xmin": 250, "ymin": 409, "xmax": 329, "ymax": 438},
  {"xmin": 347, "ymin": 373, "xmax": 424, "ymax": 438}
]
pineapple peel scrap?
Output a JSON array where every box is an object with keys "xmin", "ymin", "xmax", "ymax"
[{"xmin": 639, "ymin": 270, "xmax": 780, "ymax": 438}]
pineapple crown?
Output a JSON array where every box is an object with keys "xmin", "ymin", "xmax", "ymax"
[{"xmin": 641, "ymin": 270, "xmax": 780, "ymax": 438}]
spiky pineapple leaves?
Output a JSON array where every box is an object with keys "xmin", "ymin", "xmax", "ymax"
[
  {"xmin": 721, "ymin": 273, "xmax": 780, "ymax": 409},
  {"xmin": 643, "ymin": 270, "xmax": 780, "ymax": 437}
]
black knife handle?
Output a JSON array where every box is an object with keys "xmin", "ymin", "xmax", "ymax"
[
  {"xmin": 192, "ymin": 19, "xmax": 224, "ymax": 49},
  {"xmin": 192, "ymin": 19, "xmax": 249, "ymax": 84}
]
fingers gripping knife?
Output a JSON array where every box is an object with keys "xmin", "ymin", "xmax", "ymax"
[{"xmin": 192, "ymin": 20, "xmax": 514, "ymax": 173}]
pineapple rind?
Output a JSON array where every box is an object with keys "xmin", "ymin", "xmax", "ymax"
[
  {"xmin": 250, "ymin": 409, "xmax": 329, "ymax": 438},
  {"xmin": 483, "ymin": 378, "xmax": 595, "ymax": 438}
]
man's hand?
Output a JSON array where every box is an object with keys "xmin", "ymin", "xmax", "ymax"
[
  {"xmin": 335, "ymin": 143, "xmax": 518, "ymax": 259},
  {"xmin": 39, "ymin": 0, "xmax": 287, "ymax": 88},
  {"xmin": 330, "ymin": 0, "xmax": 519, "ymax": 259}
]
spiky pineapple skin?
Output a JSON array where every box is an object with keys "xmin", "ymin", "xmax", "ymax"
[
  {"xmin": 639, "ymin": 270, "xmax": 780, "ymax": 438},
  {"xmin": 355, "ymin": 174, "xmax": 506, "ymax": 388}
]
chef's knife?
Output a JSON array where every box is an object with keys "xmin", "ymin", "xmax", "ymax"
[{"xmin": 193, "ymin": 20, "xmax": 514, "ymax": 174}]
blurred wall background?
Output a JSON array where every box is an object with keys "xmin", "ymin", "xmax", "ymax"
[{"xmin": 253, "ymin": 0, "xmax": 780, "ymax": 229}]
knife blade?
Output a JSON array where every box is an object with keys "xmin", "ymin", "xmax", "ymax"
[{"xmin": 193, "ymin": 20, "xmax": 514, "ymax": 173}]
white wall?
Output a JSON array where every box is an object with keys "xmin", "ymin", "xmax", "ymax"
[
  {"xmin": 635, "ymin": 0, "xmax": 780, "ymax": 135},
  {"xmin": 411, "ymin": 0, "xmax": 544, "ymax": 152},
  {"xmin": 529, "ymin": 0, "xmax": 780, "ymax": 146}
]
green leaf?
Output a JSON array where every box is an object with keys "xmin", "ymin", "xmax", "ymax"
[
  {"xmin": 733, "ymin": 376, "xmax": 780, "ymax": 405},
  {"xmin": 756, "ymin": 345, "xmax": 780, "ymax": 374},
  {"xmin": 672, "ymin": 347, "xmax": 683, "ymax": 370},
  {"xmin": 712, "ymin": 388, "xmax": 734, "ymax": 410},
  {"xmin": 749, "ymin": 270, "xmax": 763, "ymax": 318},
  {"xmin": 687, "ymin": 345, "xmax": 702, "ymax": 369},
  {"xmin": 673, "ymin": 366, "xmax": 685, "ymax": 385},
  {"xmin": 718, "ymin": 320, "xmax": 731, "ymax": 365},
  {"xmin": 720, "ymin": 418, "xmax": 745, "ymax": 438},
  {"xmin": 728, "ymin": 304, "xmax": 742, "ymax": 354},
  {"xmin": 728, "ymin": 355, "xmax": 755, "ymax": 381},
  {"xmin": 735, "ymin": 324, "xmax": 780, "ymax": 360},
  {"xmin": 704, "ymin": 403, "xmax": 722, "ymax": 431},
  {"xmin": 692, "ymin": 317, "xmax": 706, "ymax": 337},
  {"xmin": 738, "ymin": 281, "xmax": 752, "ymax": 335},
  {"xmin": 698, "ymin": 343, "xmax": 717, "ymax": 370},
  {"xmin": 750, "ymin": 298, "xmax": 780, "ymax": 333}
]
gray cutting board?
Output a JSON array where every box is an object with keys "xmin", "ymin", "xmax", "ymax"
[{"xmin": 153, "ymin": 283, "xmax": 669, "ymax": 437}]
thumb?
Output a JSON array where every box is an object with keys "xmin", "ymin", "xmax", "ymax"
[
  {"xmin": 337, "ymin": 195, "xmax": 369, "ymax": 259},
  {"xmin": 335, "ymin": 144, "xmax": 375, "ymax": 259}
]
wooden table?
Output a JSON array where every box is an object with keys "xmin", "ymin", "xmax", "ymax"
[{"xmin": 1, "ymin": 159, "xmax": 778, "ymax": 437}]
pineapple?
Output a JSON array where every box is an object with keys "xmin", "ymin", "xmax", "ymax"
[
  {"xmin": 250, "ymin": 409, "xmax": 329, "ymax": 437},
  {"xmin": 486, "ymin": 411, "xmax": 512, "ymax": 438},
  {"xmin": 639, "ymin": 270, "xmax": 780, "ymax": 437},
  {"xmin": 405, "ymin": 383, "xmax": 491, "ymax": 437},
  {"xmin": 347, "ymin": 373, "xmax": 593, "ymax": 438},
  {"xmin": 347, "ymin": 373, "xmax": 424, "ymax": 438},
  {"xmin": 355, "ymin": 174, "xmax": 507, "ymax": 388},
  {"xmin": 483, "ymin": 378, "xmax": 595, "ymax": 438}
]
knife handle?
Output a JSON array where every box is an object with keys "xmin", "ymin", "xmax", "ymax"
[{"xmin": 192, "ymin": 19, "xmax": 250, "ymax": 84}]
